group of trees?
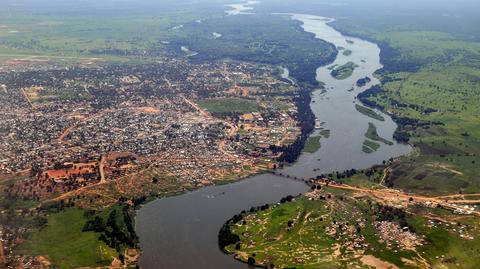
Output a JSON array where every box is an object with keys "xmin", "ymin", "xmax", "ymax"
[
  {"xmin": 218, "ymin": 214, "xmax": 242, "ymax": 252},
  {"xmin": 83, "ymin": 206, "xmax": 138, "ymax": 252},
  {"xmin": 274, "ymin": 89, "xmax": 316, "ymax": 163},
  {"xmin": 219, "ymin": 193, "xmax": 303, "ymax": 252},
  {"xmin": 375, "ymin": 205, "xmax": 413, "ymax": 232}
]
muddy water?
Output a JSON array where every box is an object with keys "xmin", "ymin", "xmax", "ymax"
[{"xmin": 136, "ymin": 13, "xmax": 411, "ymax": 269}]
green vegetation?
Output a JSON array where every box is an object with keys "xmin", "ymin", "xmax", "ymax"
[
  {"xmin": 173, "ymin": 14, "xmax": 337, "ymax": 86},
  {"xmin": 319, "ymin": 129, "xmax": 331, "ymax": 138},
  {"xmin": 362, "ymin": 139, "xmax": 380, "ymax": 153},
  {"xmin": 355, "ymin": 104, "xmax": 384, "ymax": 121},
  {"xmin": 303, "ymin": 135, "xmax": 321, "ymax": 153},
  {"xmin": 82, "ymin": 205, "xmax": 138, "ymax": 253},
  {"xmin": 223, "ymin": 192, "xmax": 480, "ymax": 269},
  {"xmin": 330, "ymin": 61, "xmax": 357, "ymax": 80},
  {"xmin": 338, "ymin": 24, "xmax": 480, "ymax": 194},
  {"xmin": 0, "ymin": 0, "xmax": 230, "ymax": 61},
  {"xmin": 194, "ymin": 98, "xmax": 260, "ymax": 115},
  {"xmin": 359, "ymin": 36, "xmax": 480, "ymax": 194},
  {"xmin": 19, "ymin": 208, "xmax": 116, "ymax": 269},
  {"xmin": 365, "ymin": 122, "xmax": 393, "ymax": 145}
]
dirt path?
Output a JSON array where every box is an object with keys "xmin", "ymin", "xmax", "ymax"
[
  {"xmin": 182, "ymin": 96, "xmax": 210, "ymax": 118},
  {"xmin": 57, "ymin": 109, "xmax": 109, "ymax": 145},
  {"xmin": 427, "ymin": 163, "xmax": 463, "ymax": 176},
  {"xmin": 0, "ymin": 241, "xmax": 5, "ymax": 265},
  {"xmin": 20, "ymin": 88, "xmax": 33, "ymax": 108},
  {"xmin": 361, "ymin": 255, "xmax": 399, "ymax": 269},
  {"xmin": 379, "ymin": 167, "xmax": 390, "ymax": 185},
  {"xmin": 316, "ymin": 181, "xmax": 480, "ymax": 216},
  {"xmin": 434, "ymin": 193, "xmax": 480, "ymax": 199},
  {"xmin": 99, "ymin": 155, "xmax": 107, "ymax": 184},
  {"xmin": 58, "ymin": 125, "xmax": 76, "ymax": 145}
]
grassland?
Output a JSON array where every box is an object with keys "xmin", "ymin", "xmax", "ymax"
[
  {"xmin": 355, "ymin": 104, "xmax": 384, "ymax": 121},
  {"xmin": 194, "ymin": 98, "xmax": 260, "ymax": 115},
  {"xmin": 352, "ymin": 31, "xmax": 480, "ymax": 194},
  {"xmin": 18, "ymin": 208, "xmax": 117, "ymax": 269},
  {"xmin": 303, "ymin": 135, "xmax": 321, "ymax": 153},
  {"xmin": 224, "ymin": 190, "xmax": 480, "ymax": 269},
  {"xmin": 0, "ymin": 0, "xmax": 230, "ymax": 64}
]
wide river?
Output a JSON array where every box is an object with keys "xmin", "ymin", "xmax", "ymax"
[{"xmin": 136, "ymin": 12, "xmax": 412, "ymax": 269}]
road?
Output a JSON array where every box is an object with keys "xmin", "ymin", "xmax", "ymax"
[{"xmin": 314, "ymin": 180, "xmax": 480, "ymax": 216}]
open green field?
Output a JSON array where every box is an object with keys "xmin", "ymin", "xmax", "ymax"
[
  {"xmin": 358, "ymin": 46, "xmax": 480, "ymax": 194},
  {"xmin": 0, "ymin": 0, "xmax": 231, "ymax": 63},
  {"xmin": 18, "ymin": 208, "xmax": 117, "ymax": 269},
  {"xmin": 194, "ymin": 98, "xmax": 260, "ymax": 115},
  {"xmin": 224, "ymin": 191, "xmax": 480, "ymax": 269}
]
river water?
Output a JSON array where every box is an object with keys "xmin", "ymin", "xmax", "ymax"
[
  {"xmin": 281, "ymin": 14, "xmax": 411, "ymax": 178},
  {"xmin": 136, "ymin": 12, "xmax": 411, "ymax": 269}
]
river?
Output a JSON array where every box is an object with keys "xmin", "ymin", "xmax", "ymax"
[
  {"xmin": 281, "ymin": 14, "xmax": 411, "ymax": 178},
  {"xmin": 136, "ymin": 12, "xmax": 411, "ymax": 269}
]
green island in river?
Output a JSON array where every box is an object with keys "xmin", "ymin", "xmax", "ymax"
[
  {"xmin": 365, "ymin": 122, "xmax": 393, "ymax": 145},
  {"xmin": 355, "ymin": 104, "xmax": 385, "ymax": 121},
  {"xmin": 330, "ymin": 61, "xmax": 358, "ymax": 80}
]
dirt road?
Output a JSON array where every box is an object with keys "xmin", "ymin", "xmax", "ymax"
[{"xmin": 316, "ymin": 181, "xmax": 480, "ymax": 216}]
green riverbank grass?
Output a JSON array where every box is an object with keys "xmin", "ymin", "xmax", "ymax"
[
  {"xmin": 18, "ymin": 208, "xmax": 116, "ymax": 269},
  {"xmin": 224, "ymin": 193, "xmax": 480, "ymax": 269}
]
